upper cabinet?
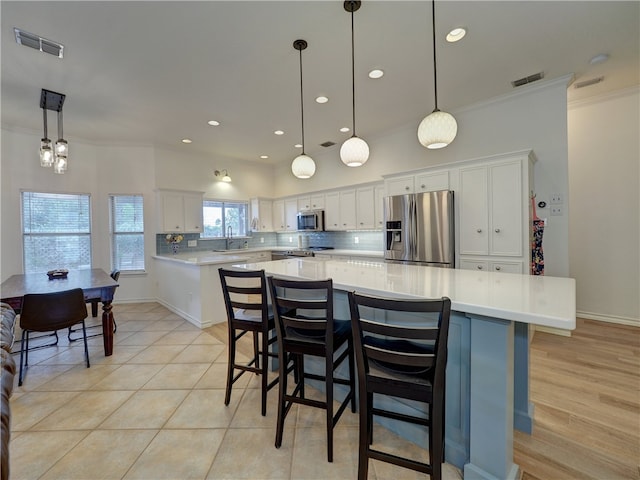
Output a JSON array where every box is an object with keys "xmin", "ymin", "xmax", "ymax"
[
  {"xmin": 250, "ymin": 198, "xmax": 274, "ymax": 232},
  {"xmin": 157, "ymin": 190, "xmax": 204, "ymax": 233},
  {"xmin": 324, "ymin": 192, "xmax": 341, "ymax": 231},
  {"xmin": 374, "ymin": 184, "xmax": 385, "ymax": 230},
  {"xmin": 273, "ymin": 200, "xmax": 285, "ymax": 231},
  {"xmin": 385, "ymin": 170, "xmax": 449, "ymax": 196},
  {"xmin": 284, "ymin": 198, "xmax": 298, "ymax": 231},
  {"xmin": 356, "ymin": 186, "xmax": 375, "ymax": 229}
]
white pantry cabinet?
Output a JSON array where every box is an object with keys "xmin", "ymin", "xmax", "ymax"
[
  {"xmin": 324, "ymin": 192, "xmax": 341, "ymax": 231},
  {"xmin": 457, "ymin": 151, "xmax": 535, "ymax": 271},
  {"xmin": 157, "ymin": 190, "xmax": 204, "ymax": 233}
]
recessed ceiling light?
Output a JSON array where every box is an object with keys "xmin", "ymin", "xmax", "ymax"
[
  {"xmin": 315, "ymin": 96, "xmax": 329, "ymax": 104},
  {"xmin": 260, "ymin": 155, "xmax": 269, "ymax": 159},
  {"xmin": 339, "ymin": 127, "xmax": 350, "ymax": 133},
  {"xmin": 181, "ymin": 138, "xmax": 192, "ymax": 144},
  {"xmin": 274, "ymin": 130, "xmax": 284, "ymax": 135},
  {"xmin": 294, "ymin": 144, "xmax": 303, "ymax": 148},
  {"xmin": 368, "ymin": 69, "xmax": 384, "ymax": 79},
  {"xmin": 446, "ymin": 27, "xmax": 466, "ymax": 43},
  {"xmin": 589, "ymin": 53, "xmax": 609, "ymax": 65},
  {"xmin": 207, "ymin": 120, "xmax": 220, "ymax": 126}
]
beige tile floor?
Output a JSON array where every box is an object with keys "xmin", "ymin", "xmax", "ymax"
[{"xmin": 9, "ymin": 302, "xmax": 462, "ymax": 480}]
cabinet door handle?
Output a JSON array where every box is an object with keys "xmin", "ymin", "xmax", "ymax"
[
  {"xmin": 421, "ymin": 184, "xmax": 426, "ymax": 189},
  {"xmin": 495, "ymin": 228, "xmax": 501, "ymax": 233},
  {"xmin": 476, "ymin": 228, "xmax": 483, "ymax": 233},
  {"xmin": 405, "ymin": 186, "xmax": 410, "ymax": 191},
  {"xmin": 477, "ymin": 265, "xmax": 483, "ymax": 270},
  {"xmin": 495, "ymin": 266, "xmax": 502, "ymax": 271}
]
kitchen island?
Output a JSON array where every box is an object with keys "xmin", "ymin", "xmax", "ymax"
[
  {"xmin": 235, "ymin": 257, "xmax": 576, "ymax": 480},
  {"xmin": 153, "ymin": 253, "xmax": 252, "ymax": 328}
]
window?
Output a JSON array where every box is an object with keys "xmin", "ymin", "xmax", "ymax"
[
  {"xmin": 202, "ymin": 200, "xmax": 248, "ymax": 238},
  {"xmin": 22, "ymin": 191, "xmax": 92, "ymax": 273},
  {"xmin": 110, "ymin": 195, "xmax": 145, "ymax": 272}
]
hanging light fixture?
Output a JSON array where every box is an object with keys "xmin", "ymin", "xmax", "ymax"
[
  {"xmin": 417, "ymin": 0, "xmax": 457, "ymax": 149},
  {"xmin": 291, "ymin": 39, "xmax": 316, "ymax": 179},
  {"xmin": 39, "ymin": 107, "xmax": 53, "ymax": 167},
  {"xmin": 340, "ymin": 0, "xmax": 369, "ymax": 167},
  {"xmin": 39, "ymin": 89, "xmax": 68, "ymax": 173}
]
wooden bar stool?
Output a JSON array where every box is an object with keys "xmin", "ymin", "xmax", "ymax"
[
  {"xmin": 348, "ymin": 291, "xmax": 451, "ymax": 479},
  {"xmin": 268, "ymin": 276, "xmax": 356, "ymax": 462},
  {"xmin": 219, "ymin": 268, "xmax": 279, "ymax": 416}
]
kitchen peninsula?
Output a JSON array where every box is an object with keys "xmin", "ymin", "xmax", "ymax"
[{"xmin": 236, "ymin": 257, "xmax": 576, "ymax": 480}]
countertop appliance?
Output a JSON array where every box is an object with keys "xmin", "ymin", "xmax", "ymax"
[
  {"xmin": 297, "ymin": 210, "xmax": 324, "ymax": 232},
  {"xmin": 271, "ymin": 246, "xmax": 333, "ymax": 260},
  {"xmin": 384, "ymin": 190, "xmax": 454, "ymax": 268}
]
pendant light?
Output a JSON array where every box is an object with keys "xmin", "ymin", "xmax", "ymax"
[
  {"xmin": 39, "ymin": 89, "xmax": 68, "ymax": 173},
  {"xmin": 39, "ymin": 107, "xmax": 53, "ymax": 167},
  {"xmin": 53, "ymin": 109, "xmax": 68, "ymax": 174},
  {"xmin": 291, "ymin": 39, "xmax": 316, "ymax": 179},
  {"xmin": 417, "ymin": 0, "xmax": 457, "ymax": 149},
  {"xmin": 340, "ymin": 0, "xmax": 369, "ymax": 167}
]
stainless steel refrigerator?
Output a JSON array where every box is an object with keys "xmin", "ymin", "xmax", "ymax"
[{"xmin": 384, "ymin": 190, "xmax": 454, "ymax": 268}]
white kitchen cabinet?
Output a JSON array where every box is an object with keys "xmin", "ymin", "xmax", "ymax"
[
  {"xmin": 339, "ymin": 189, "xmax": 357, "ymax": 230},
  {"xmin": 415, "ymin": 171, "xmax": 449, "ymax": 192},
  {"xmin": 386, "ymin": 175, "xmax": 415, "ymax": 196},
  {"xmin": 459, "ymin": 259, "xmax": 523, "ymax": 274},
  {"xmin": 374, "ymin": 184, "xmax": 385, "ymax": 230},
  {"xmin": 459, "ymin": 160, "xmax": 523, "ymax": 257},
  {"xmin": 273, "ymin": 200, "xmax": 285, "ymax": 231},
  {"xmin": 157, "ymin": 190, "xmax": 204, "ymax": 233},
  {"xmin": 284, "ymin": 198, "xmax": 298, "ymax": 231},
  {"xmin": 457, "ymin": 151, "xmax": 535, "ymax": 272},
  {"xmin": 310, "ymin": 194, "xmax": 325, "ymax": 210},
  {"xmin": 356, "ymin": 186, "xmax": 375, "ymax": 229},
  {"xmin": 324, "ymin": 192, "xmax": 341, "ymax": 231},
  {"xmin": 297, "ymin": 196, "xmax": 311, "ymax": 211},
  {"xmin": 250, "ymin": 198, "xmax": 274, "ymax": 232}
]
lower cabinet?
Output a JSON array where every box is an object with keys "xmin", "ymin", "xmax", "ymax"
[{"xmin": 459, "ymin": 258, "xmax": 524, "ymax": 274}]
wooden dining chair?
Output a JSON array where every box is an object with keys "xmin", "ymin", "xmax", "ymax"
[
  {"xmin": 18, "ymin": 288, "xmax": 90, "ymax": 386},
  {"xmin": 268, "ymin": 276, "xmax": 356, "ymax": 462},
  {"xmin": 348, "ymin": 291, "xmax": 451, "ymax": 480}
]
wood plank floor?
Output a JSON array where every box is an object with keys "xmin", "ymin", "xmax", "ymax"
[
  {"xmin": 516, "ymin": 318, "xmax": 640, "ymax": 479},
  {"xmin": 208, "ymin": 318, "xmax": 640, "ymax": 479}
]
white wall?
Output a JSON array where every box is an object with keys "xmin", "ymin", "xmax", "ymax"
[
  {"xmin": 274, "ymin": 76, "xmax": 571, "ymax": 277},
  {"xmin": 154, "ymin": 146, "xmax": 275, "ymax": 200},
  {"xmin": 568, "ymin": 87, "xmax": 640, "ymax": 325}
]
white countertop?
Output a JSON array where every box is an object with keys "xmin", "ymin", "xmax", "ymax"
[
  {"xmin": 152, "ymin": 253, "xmax": 251, "ymax": 265},
  {"xmin": 237, "ymin": 257, "xmax": 576, "ymax": 330}
]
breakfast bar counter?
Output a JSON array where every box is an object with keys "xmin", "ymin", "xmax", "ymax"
[{"xmin": 236, "ymin": 257, "xmax": 576, "ymax": 480}]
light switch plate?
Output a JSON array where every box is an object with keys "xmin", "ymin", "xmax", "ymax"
[{"xmin": 187, "ymin": 240, "xmax": 197, "ymax": 247}]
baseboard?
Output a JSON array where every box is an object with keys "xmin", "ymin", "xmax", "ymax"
[
  {"xmin": 577, "ymin": 310, "xmax": 640, "ymax": 327},
  {"xmin": 533, "ymin": 325, "xmax": 572, "ymax": 337}
]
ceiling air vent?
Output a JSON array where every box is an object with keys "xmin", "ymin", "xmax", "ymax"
[
  {"xmin": 14, "ymin": 28, "xmax": 64, "ymax": 58},
  {"xmin": 511, "ymin": 72, "xmax": 544, "ymax": 88},
  {"xmin": 574, "ymin": 76, "xmax": 604, "ymax": 89},
  {"xmin": 320, "ymin": 141, "xmax": 336, "ymax": 148}
]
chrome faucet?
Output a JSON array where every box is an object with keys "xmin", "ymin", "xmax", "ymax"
[{"xmin": 226, "ymin": 226, "xmax": 235, "ymax": 249}]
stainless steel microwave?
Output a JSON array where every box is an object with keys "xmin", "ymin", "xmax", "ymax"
[{"xmin": 297, "ymin": 210, "xmax": 325, "ymax": 231}]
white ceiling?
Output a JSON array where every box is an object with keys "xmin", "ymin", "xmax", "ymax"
[{"xmin": 2, "ymin": 1, "xmax": 638, "ymax": 166}]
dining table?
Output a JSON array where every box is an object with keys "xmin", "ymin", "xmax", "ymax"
[{"xmin": 1, "ymin": 268, "xmax": 119, "ymax": 356}]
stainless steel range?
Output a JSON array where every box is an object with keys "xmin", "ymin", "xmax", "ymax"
[{"xmin": 271, "ymin": 246, "xmax": 333, "ymax": 260}]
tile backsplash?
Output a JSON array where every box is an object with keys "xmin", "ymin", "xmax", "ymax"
[{"xmin": 156, "ymin": 230, "xmax": 383, "ymax": 255}]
